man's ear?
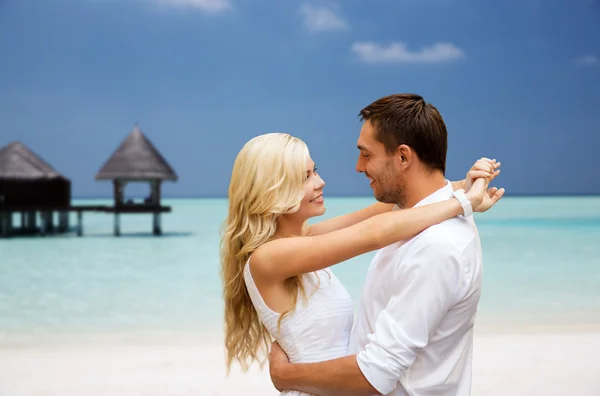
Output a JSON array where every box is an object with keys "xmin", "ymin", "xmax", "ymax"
[{"xmin": 396, "ymin": 144, "xmax": 413, "ymax": 170}]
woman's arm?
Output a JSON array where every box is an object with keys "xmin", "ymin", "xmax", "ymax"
[
  {"xmin": 252, "ymin": 176, "xmax": 505, "ymax": 283},
  {"xmin": 451, "ymin": 180, "xmax": 466, "ymax": 191},
  {"xmin": 307, "ymin": 202, "xmax": 395, "ymax": 236},
  {"xmin": 251, "ymin": 191, "xmax": 471, "ymax": 283},
  {"xmin": 307, "ymin": 158, "xmax": 499, "ymax": 237},
  {"xmin": 307, "ymin": 180, "xmax": 467, "ymax": 237},
  {"xmin": 305, "ymin": 178, "xmax": 474, "ymax": 238}
]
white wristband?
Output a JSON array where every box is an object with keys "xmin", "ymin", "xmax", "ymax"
[{"xmin": 452, "ymin": 189, "xmax": 473, "ymax": 217}]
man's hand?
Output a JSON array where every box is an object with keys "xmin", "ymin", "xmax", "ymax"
[
  {"xmin": 466, "ymin": 176, "xmax": 505, "ymax": 213},
  {"xmin": 269, "ymin": 341, "xmax": 290, "ymax": 392},
  {"xmin": 473, "ymin": 183, "xmax": 505, "ymax": 212}
]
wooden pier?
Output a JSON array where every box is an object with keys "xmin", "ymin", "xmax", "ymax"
[
  {"xmin": 0, "ymin": 204, "xmax": 172, "ymax": 237},
  {"xmin": 0, "ymin": 124, "xmax": 178, "ymax": 238}
]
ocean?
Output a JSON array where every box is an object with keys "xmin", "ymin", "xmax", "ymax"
[{"xmin": 1, "ymin": 196, "xmax": 599, "ymax": 341}]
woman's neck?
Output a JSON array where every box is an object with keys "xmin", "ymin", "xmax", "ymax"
[{"xmin": 273, "ymin": 218, "xmax": 305, "ymax": 239}]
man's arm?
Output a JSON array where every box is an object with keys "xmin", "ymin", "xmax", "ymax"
[
  {"xmin": 270, "ymin": 237, "xmax": 465, "ymax": 395},
  {"xmin": 270, "ymin": 352, "xmax": 379, "ymax": 396}
]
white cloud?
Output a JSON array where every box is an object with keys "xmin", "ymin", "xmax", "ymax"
[
  {"xmin": 575, "ymin": 54, "xmax": 598, "ymax": 67},
  {"xmin": 300, "ymin": 4, "xmax": 347, "ymax": 32},
  {"xmin": 153, "ymin": 0, "xmax": 232, "ymax": 13},
  {"xmin": 351, "ymin": 41, "xmax": 465, "ymax": 64}
]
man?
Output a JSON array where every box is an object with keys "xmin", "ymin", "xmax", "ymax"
[{"xmin": 268, "ymin": 93, "xmax": 503, "ymax": 395}]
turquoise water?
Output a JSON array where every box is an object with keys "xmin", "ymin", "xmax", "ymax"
[{"xmin": 1, "ymin": 196, "xmax": 599, "ymax": 338}]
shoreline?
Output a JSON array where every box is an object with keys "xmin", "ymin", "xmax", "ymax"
[
  {"xmin": 2, "ymin": 320, "xmax": 600, "ymax": 347},
  {"xmin": 1, "ymin": 330, "xmax": 599, "ymax": 396}
]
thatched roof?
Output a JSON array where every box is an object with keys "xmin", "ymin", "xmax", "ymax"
[
  {"xmin": 0, "ymin": 141, "xmax": 68, "ymax": 180},
  {"xmin": 95, "ymin": 125, "xmax": 178, "ymax": 181}
]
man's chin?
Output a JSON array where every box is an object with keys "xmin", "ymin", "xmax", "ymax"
[
  {"xmin": 373, "ymin": 193, "xmax": 395, "ymax": 205},
  {"xmin": 371, "ymin": 187, "xmax": 381, "ymax": 199}
]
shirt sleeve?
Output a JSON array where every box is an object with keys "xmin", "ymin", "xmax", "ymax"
[{"xmin": 355, "ymin": 237, "xmax": 465, "ymax": 395}]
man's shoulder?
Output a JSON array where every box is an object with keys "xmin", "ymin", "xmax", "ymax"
[
  {"xmin": 414, "ymin": 216, "xmax": 478, "ymax": 252},
  {"xmin": 373, "ymin": 216, "xmax": 475, "ymax": 253},
  {"xmin": 371, "ymin": 216, "xmax": 478, "ymax": 268}
]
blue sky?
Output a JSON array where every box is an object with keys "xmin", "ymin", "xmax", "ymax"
[{"xmin": 1, "ymin": 0, "xmax": 599, "ymax": 198}]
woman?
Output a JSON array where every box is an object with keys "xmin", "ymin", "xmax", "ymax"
[{"xmin": 220, "ymin": 133, "xmax": 501, "ymax": 387}]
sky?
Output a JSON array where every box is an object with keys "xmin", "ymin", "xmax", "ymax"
[{"xmin": 0, "ymin": 0, "xmax": 599, "ymax": 198}]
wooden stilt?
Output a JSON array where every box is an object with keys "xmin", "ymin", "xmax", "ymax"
[
  {"xmin": 47, "ymin": 211, "xmax": 55, "ymax": 233},
  {"xmin": 26, "ymin": 212, "xmax": 36, "ymax": 231},
  {"xmin": 77, "ymin": 211, "xmax": 83, "ymax": 237},
  {"xmin": 114, "ymin": 213, "xmax": 121, "ymax": 236},
  {"xmin": 150, "ymin": 181, "xmax": 161, "ymax": 205},
  {"xmin": 0, "ymin": 213, "xmax": 10, "ymax": 237},
  {"xmin": 40, "ymin": 212, "xmax": 48, "ymax": 236},
  {"xmin": 48, "ymin": 212, "xmax": 53, "ymax": 233},
  {"xmin": 114, "ymin": 180, "xmax": 125, "ymax": 207},
  {"xmin": 7, "ymin": 213, "xmax": 13, "ymax": 236},
  {"xmin": 153, "ymin": 212, "xmax": 161, "ymax": 236},
  {"xmin": 58, "ymin": 211, "xmax": 69, "ymax": 233}
]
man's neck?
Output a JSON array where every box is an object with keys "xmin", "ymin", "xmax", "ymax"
[{"xmin": 401, "ymin": 171, "xmax": 447, "ymax": 209}]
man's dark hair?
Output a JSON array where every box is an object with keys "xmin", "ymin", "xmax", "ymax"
[{"xmin": 359, "ymin": 93, "xmax": 447, "ymax": 174}]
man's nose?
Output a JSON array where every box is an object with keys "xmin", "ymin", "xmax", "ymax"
[{"xmin": 356, "ymin": 156, "xmax": 364, "ymax": 173}]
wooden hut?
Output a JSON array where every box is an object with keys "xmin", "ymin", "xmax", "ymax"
[
  {"xmin": 95, "ymin": 124, "xmax": 178, "ymax": 236},
  {"xmin": 0, "ymin": 141, "xmax": 71, "ymax": 236}
]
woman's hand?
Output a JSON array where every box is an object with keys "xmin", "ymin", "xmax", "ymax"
[
  {"xmin": 465, "ymin": 157, "xmax": 501, "ymax": 192},
  {"xmin": 452, "ymin": 157, "xmax": 500, "ymax": 191}
]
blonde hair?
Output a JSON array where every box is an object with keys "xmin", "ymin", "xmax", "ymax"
[{"xmin": 220, "ymin": 133, "xmax": 313, "ymax": 373}]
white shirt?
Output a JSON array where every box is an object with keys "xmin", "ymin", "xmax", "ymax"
[{"xmin": 349, "ymin": 181, "xmax": 483, "ymax": 396}]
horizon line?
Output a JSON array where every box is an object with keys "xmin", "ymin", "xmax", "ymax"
[{"xmin": 71, "ymin": 192, "xmax": 600, "ymax": 199}]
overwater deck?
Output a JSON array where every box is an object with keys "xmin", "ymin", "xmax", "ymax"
[{"xmin": 0, "ymin": 204, "xmax": 172, "ymax": 237}]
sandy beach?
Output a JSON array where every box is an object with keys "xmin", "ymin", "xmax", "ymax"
[{"xmin": 1, "ymin": 330, "xmax": 599, "ymax": 396}]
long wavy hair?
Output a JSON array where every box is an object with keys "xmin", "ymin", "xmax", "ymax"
[{"xmin": 220, "ymin": 133, "xmax": 313, "ymax": 374}]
